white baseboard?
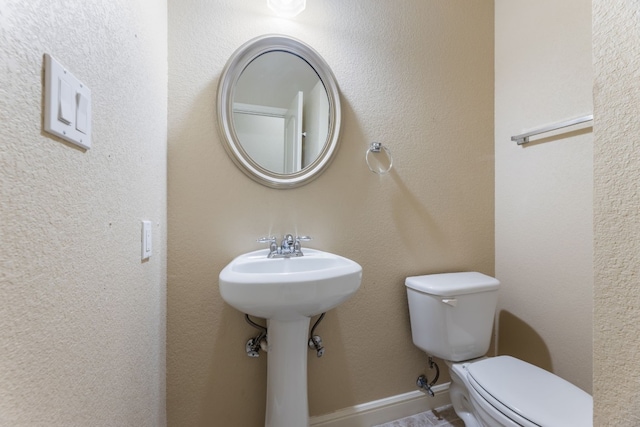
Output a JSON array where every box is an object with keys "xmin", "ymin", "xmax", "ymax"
[{"xmin": 309, "ymin": 383, "xmax": 451, "ymax": 427}]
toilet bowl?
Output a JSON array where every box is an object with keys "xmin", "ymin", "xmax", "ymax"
[{"xmin": 405, "ymin": 272, "xmax": 593, "ymax": 427}]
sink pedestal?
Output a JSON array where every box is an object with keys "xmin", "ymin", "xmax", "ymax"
[{"xmin": 265, "ymin": 317, "xmax": 311, "ymax": 427}]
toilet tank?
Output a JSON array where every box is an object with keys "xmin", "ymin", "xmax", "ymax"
[{"xmin": 405, "ymin": 272, "xmax": 500, "ymax": 362}]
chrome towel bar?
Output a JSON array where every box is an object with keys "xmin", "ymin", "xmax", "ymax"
[{"xmin": 511, "ymin": 114, "xmax": 593, "ymax": 145}]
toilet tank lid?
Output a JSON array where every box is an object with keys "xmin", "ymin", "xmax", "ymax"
[
  {"xmin": 467, "ymin": 356, "xmax": 593, "ymax": 427},
  {"xmin": 405, "ymin": 272, "xmax": 499, "ymax": 296}
]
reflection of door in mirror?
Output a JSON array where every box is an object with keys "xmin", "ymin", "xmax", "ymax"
[
  {"xmin": 233, "ymin": 92, "xmax": 305, "ymax": 175},
  {"xmin": 233, "ymin": 104, "xmax": 286, "ymax": 173},
  {"xmin": 302, "ymin": 81, "xmax": 329, "ymax": 167},
  {"xmin": 232, "ymin": 82, "xmax": 327, "ymax": 174},
  {"xmin": 284, "ymin": 91, "xmax": 303, "ymax": 174}
]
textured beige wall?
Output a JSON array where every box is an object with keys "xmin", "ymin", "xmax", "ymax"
[
  {"xmin": 593, "ymin": 1, "xmax": 640, "ymax": 424},
  {"xmin": 0, "ymin": 1, "xmax": 167, "ymax": 426},
  {"xmin": 495, "ymin": 0, "xmax": 593, "ymax": 393},
  {"xmin": 167, "ymin": 0, "xmax": 494, "ymax": 425}
]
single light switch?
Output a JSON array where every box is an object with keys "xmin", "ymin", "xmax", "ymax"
[
  {"xmin": 142, "ymin": 221, "xmax": 152, "ymax": 260},
  {"xmin": 76, "ymin": 92, "xmax": 88, "ymax": 134},
  {"xmin": 58, "ymin": 79, "xmax": 73, "ymax": 124},
  {"xmin": 43, "ymin": 54, "xmax": 92, "ymax": 150}
]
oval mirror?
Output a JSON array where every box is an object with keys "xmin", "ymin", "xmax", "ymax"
[{"xmin": 217, "ymin": 35, "xmax": 341, "ymax": 188}]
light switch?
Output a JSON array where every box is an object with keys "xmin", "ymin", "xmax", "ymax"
[
  {"xmin": 43, "ymin": 54, "xmax": 92, "ymax": 150},
  {"xmin": 76, "ymin": 92, "xmax": 89, "ymax": 134},
  {"xmin": 58, "ymin": 79, "xmax": 73, "ymax": 124},
  {"xmin": 142, "ymin": 221, "xmax": 152, "ymax": 260}
]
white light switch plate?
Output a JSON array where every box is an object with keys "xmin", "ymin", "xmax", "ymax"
[{"xmin": 43, "ymin": 54, "xmax": 92, "ymax": 149}]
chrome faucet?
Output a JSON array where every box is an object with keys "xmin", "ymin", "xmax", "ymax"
[
  {"xmin": 257, "ymin": 235, "xmax": 311, "ymax": 258},
  {"xmin": 281, "ymin": 234, "xmax": 294, "ymax": 252}
]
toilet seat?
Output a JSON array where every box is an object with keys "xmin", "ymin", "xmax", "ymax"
[
  {"xmin": 467, "ymin": 371, "xmax": 540, "ymax": 427},
  {"xmin": 466, "ymin": 356, "xmax": 593, "ymax": 427}
]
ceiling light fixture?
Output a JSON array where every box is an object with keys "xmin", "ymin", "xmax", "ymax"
[{"xmin": 267, "ymin": 0, "xmax": 306, "ymax": 18}]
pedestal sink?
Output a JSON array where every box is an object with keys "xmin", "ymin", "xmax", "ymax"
[{"xmin": 219, "ymin": 248, "xmax": 362, "ymax": 427}]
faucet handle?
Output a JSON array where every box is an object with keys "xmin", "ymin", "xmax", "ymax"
[
  {"xmin": 258, "ymin": 236, "xmax": 279, "ymax": 257},
  {"xmin": 257, "ymin": 236, "xmax": 277, "ymax": 244},
  {"xmin": 293, "ymin": 236, "xmax": 312, "ymax": 255}
]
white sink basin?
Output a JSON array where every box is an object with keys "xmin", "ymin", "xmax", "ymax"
[{"xmin": 219, "ymin": 248, "xmax": 362, "ymax": 321}]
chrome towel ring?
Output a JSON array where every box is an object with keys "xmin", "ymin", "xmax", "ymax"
[{"xmin": 366, "ymin": 142, "xmax": 393, "ymax": 175}]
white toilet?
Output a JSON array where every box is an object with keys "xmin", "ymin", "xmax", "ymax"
[{"xmin": 405, "ymin": 272, "xmax": 592, "ymax": 427}]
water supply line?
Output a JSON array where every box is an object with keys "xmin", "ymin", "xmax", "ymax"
[
  {"xmin": 244, "ymin": 312, "xmax": 327, "ymax": 358},
  {"xmin": 416, "ymin": 356, "xmax": 440, "ymax": 397},
  {"xmin": 308, "ymin": 312, "xmax": 326, "ymax": 357},
  {"xmin": 245, "ymin": 314, "xmax": 268, "ymax": 357}
]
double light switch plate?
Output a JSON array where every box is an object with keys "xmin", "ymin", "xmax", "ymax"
[{"xmin": 43, "ymin": 54, "xmax": 92, "ymax": 150}]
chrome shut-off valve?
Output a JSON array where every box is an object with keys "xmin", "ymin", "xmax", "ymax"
[
  {"xmin": 244, "ymin": 314, "xmax": 268, "ymax": 358},
  {"xmin": 245, "ymin": 334, "xmax": 268, "ymax": 358},
  {"xmin": 416, "ymin": 356, "xmax": 440, "ymax": 397},
  {"xmin": 308, "ymin": 335, "xmax": 325, "ymax": 357},
  {"xmin": 246, "ymin": 337, "xmax": 261, "ymax": 358},
  {"xmin": 308, "ymin": 312, "xmax": 326, "ymax": 357}
]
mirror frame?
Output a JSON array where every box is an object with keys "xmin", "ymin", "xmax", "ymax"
[{"xmin": 217, "ymin": 35, "xmax": 342, "ymax": 189}]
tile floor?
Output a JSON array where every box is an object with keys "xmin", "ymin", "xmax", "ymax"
[{"xmin": 373, "ymin": 404, "xmax": 465, "ymax": 427}]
